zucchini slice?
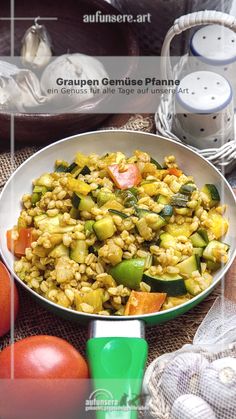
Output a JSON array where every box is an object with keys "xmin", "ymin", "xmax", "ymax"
[
  {"xmin": 170, "ymin": 193, "xmax": 189, "ymax": 207},
  {"xmin": 190, "ymin": 232, "xmax": 207, "ymax": 248},
  {"xmin": 159, "ymin": 232, "xmax": 176, "ymax": 249},
  {"xmin": 143, "ymin": 273, "xmax": 187, "ymax": 296},
  {"xmin": 201, "ymin": 184, "xmax": 220, "ymax": 207},
  {"xmin": 193, "ymin": 248, "xmax": 204, "ymax": 257},
  {"xmin": 49, "ymin": 243, "xmax": 69, "ymax": 258},
  {"xmin": 108, "ymin": 209, "xmax": 129, "ymax": 218},
  {"xmin": 206, "ymin": 260, "xmax": 222, "ymax": 272},
  {"xmin": 88, "ymin": 244, "xmax": 100, "ymax": 256},
  {"xmin": 84, "ymin": 220, "xmax": 95, "ymax": 235},
  {"xmin": 134, "ymin": 206, "xmax": 166, "ymax": 229},
  {"xmin": 150, "ymin": 157, "xmax": 162, "ymax": 169},
  {"xmin": 177, "ymin": 255, "xmax": 202, "ymax": 275},
  {"xmin": 55, "ymin": 163, "xmax": 68, "ymax": 172},
  {"xmin": 197, "ymin": 229, "xmax": 209, "ymax": 244},
  {"xmin": 72, "ymin": 192, "xmax": 95, "ymax": 212},
  {"xmin": 97, "ymin": 191, "xmax": 116, "ymax": 207},
  {"xmin": 157, "ymin": 195, "xmax": 170, "ymax": 205},
  {"xmin": 159, "ymin": 205, "xmax": 173, "ymax": 219},
  {"xmin": 121, "ymin": 189, "xmax": 138, "ymax": 207},
  {"xmin": 93, "ymin": 217, "xmax": 116, "ymax": 240},
  {"xmin": 179, "ymin": 184, "xmax": 196, "ymax": 195},
  {"xmin": 66, "ymin": 162, "xmax": 78, "ymax": 173},
  {"xmin": 79, "ymin": 165, "xmax": 91, "ymax": 176},
  {"xmin": 69, "ymin": 207, "xmax": 79, "ymax": 219},
  {"xmin": 70, "ymin": 240, "xmax": 88, "ymax": 263},
  {"xmin": 202, "ymin": 240, "xmax": 229, "ymax": 262}
]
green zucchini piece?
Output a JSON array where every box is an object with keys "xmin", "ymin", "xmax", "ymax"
[
  {"xmin": 55, "ymin": 164, "xmax": 68, "ymax": 172},
  {"xmin": 79, "ymin": 165, "xmax": 91, "ymax": 176},
  {"xmin": 31, "ymin": 192, "xmax": 41, "ymax": 205},
  {"xmin": 170, "ymin": 193, "xmax": 189, "ymax": 207},
  {"xmin": 190, "ymin": 232, "xmax": 207, "ymax": 248},
  {"xmin": 88, "ymin": 244, "xmax": 100, "ymax": 256},
  {"xmin": 206, "ymin": 260, "xmax": 222, "ymax": 272},
  {"xmin": 157, "ymin": 195, "xmax": 170, "ymax": 205},
  {"xmin": 179, "ymin": 184, "xmax": 196, "ymax": 195},
  {"xmin": 72, "ymin": 192, "xmax": 81, "ymax": 209},
  {"xmin": 34, "ymin": 214, "xmax": 47, "ymax": 226},
  {"xmin": 135, "ymin": 207, "xmax": 166, "ymax": 230},
  {"xmin": 97, "ymin": 191, "xmax": 116, "ymax": 207},
  {"xmin": 66, "ymin": 162, "xmax": 78, "ymax": 173},
  {"xmin": 150, "ymin": 157, "xmax": 162, "ymax": 169},
  {"xmin": 49, "ymin": 243, "xmax": 69, "ymax": 258},
  {"xmin": 177, "ymin": 255, "xmax": 202, "ymax": 275},
  {"xmin": 143, "ymin": 272, "xmax": 186, "ymax": 296},
  {"xmin": 202, "ymin": 240, "xmax": 229, "ymax": 262},
  {"xmin": 33, "ymin": 185, "xmax": 48, "ymax": 194},
  {"xmin": 121, "ymin": 189, "xmax": 138, "ymax": 207},
  {"xmin": 128, "ymin": 187, "xmax": 138, "ymax": 197},
  {"xmin": 185, "ymin": 274, "xmax": 212, "ymax": 296},
  {"xmin": 159, "ymin": 205, "xmax": 173, "ymax": 219},
  {"xmin": 78, "ymin": 195, "xmax": 95, "ymax": 212},
  {"xmin": 159, "ymin": 232, "xmax": 176, "ymax": 249},
  {"xmin": 110, "ymin": 258, "xmax": 145, "ymax": 290},
  {"xmin": 197, "ymin": 229, "xmax": 209, "ymax": 244},
  {"xmin": 134, "ymin": 206, "xmax": 152, "ymax": 217},
  {"xmin": 84, "ymin": 220, "xmax": 95, "ymax": 235},
  {"xmin": 35, "ymin": 215, "xmax": 74, "ymax": 233},
  {"xmin": 93, "ymin": 217, "xmax": 116, "ymax": 240},
  {"xmin": 193, "ymin": 248, "xmax": 204, "ymax": 257},
  {"xmin": 108, "ymin": 209, "xmax": 129, "ymax": 218},
  {"xmin": 201, "ymin": 184, "xmax": 220, "ymax": 207},
  {"xmin": 70, "ymin": 240, "xmax": 88, "ymax": 263},
  {"xmin": 69, "ymin": 207, "xmax": 79, "ymax": 219},
  {"xmin": 72, "ymin": 192, "xmax": 95, "ymax": 212},
  {"xmin": 36, "ymin": 173, "xmax": 53, "ymax": 188},
  {"xmin": 32, "ymin": 185, "xmax": 48, "ymax": 206}
]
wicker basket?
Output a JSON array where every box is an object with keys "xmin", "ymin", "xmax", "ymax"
[
  {"xmin": 155, "ymin": 10, "xmax": 236, "ymax": 174},
  {"xmin": 110, "ymin": 0, "xmax": 233, "ymax": 55}
]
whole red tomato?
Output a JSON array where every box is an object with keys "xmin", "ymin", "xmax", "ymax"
[
  {"xmin": 0, "ymin": 261, "xmax": 19, "ymax": 337},
  {"xmin": 0, "ymin": 336, "xmax": 89, "ymax": 419}
]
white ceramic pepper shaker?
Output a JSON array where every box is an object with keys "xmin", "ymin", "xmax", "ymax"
[
  {"xmin": 173, "ymin": 70, "xmax": 234, "ymax": 149},
  {"xmin": 189, "ymin": 24, "xmax": 236, "ymax": 108}
]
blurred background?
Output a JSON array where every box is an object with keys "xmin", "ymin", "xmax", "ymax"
[{"xmin": 108, "ymin": 0, "xmax": 236, "ymax": 55}]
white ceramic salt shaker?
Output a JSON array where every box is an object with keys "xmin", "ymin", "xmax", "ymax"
[
  {"xmin": 173, "ymin": 70, "xmax": 234, "ymax": 149},
  {"xmin": 189, "ymin": 24, "xmax": 236, "ymax": 108}
]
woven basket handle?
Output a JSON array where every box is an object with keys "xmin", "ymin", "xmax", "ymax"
[{"xmin": 161, "ymin": 10, "xmax": 236, "ymax": 80}]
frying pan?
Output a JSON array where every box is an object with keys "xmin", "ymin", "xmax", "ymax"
[{"xmin": 0, "ymin": 130, "xmax": 236, "ymax": 418}]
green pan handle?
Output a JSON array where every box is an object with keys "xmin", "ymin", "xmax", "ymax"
[{"xmin": 86, "ymin": 322, "xmax": 147, "ymax": 419}]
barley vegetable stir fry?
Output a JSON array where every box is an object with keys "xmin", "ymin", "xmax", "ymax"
[{"xmin": 8, "ymin": 150, "xmax": 229, "ymax": 316}]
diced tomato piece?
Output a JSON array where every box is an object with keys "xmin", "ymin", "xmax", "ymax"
[
  {"xmin": 7, "ymin": 228, "xmax": 33, "ymax": 257},
  {"xmin": 107, "ymin": 164, "xmax": 142, "ymax": 189},
  {"xmin": 7, "ymin": 230, "xmax": 15, "ymax": 254},
  {"xmin": 124, "ymin": 291, "xmax": 166, "ymax": 315},
  {"xmin": 167, "ymin": 168, "xmax": 182, "ymax": 177}
]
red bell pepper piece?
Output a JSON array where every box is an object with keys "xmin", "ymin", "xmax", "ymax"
[{"xmin": 7, "ymin": 228, "xmax": 33, "ymax": 257}]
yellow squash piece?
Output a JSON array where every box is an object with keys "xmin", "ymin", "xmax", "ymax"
[
  {"xmin": 75, "ymin": 152, "xmax": 89, "ymax": 167},
  {"xmin": 165, "ymin": 222, "xmax": 193, "ymax": 238},
  {"xmin": 68, "ymin": 178, "xmax": 91, "ymax": 195},
  {"xmin": 207, "ymin": 209, "xmax": 229, "ymax": 239},
  {"xmin": 142, "ymin": 182, "xmax": 160, "ymax": 196},
  {"xmin": 76, "ymin": 289, "xmax": 104, "ymax": 313},
  {"xmin": 101, "ymin": 199, "xmax": 124, "ymax": 211}
]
